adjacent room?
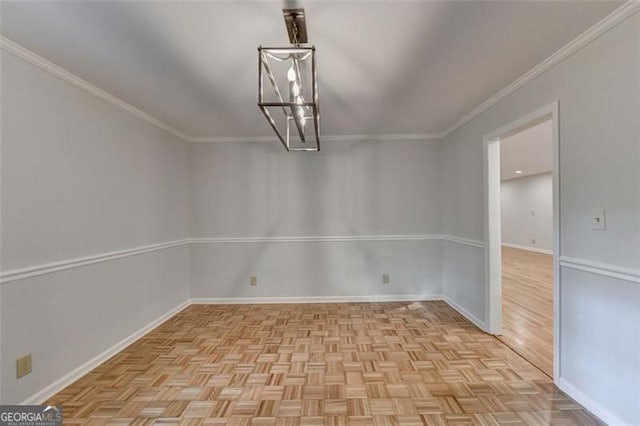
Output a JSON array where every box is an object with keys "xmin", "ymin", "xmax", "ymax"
[
  {"xmin": 1, "ymin": 1, "xmax": 639, "ymax": 425},
  {"xmin": 498, "ymin": 118, "xmax": 555, "ymax": 379}
]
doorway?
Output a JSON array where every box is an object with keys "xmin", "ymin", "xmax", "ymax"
[{"xmin": 484, "ymin": 101, "xmax": 559, "ymax": 382}]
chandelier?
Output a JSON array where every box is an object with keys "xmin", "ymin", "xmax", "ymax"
[{"xmin": 258, "ymin": 9, "xmax": 320, "ymax": 151}]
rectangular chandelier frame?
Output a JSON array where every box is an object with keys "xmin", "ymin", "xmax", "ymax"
[{"xmin": 258, "ymin": 46, "xmax": 320, "ymax": 152}]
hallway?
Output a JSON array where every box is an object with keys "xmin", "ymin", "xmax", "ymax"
[{"xmin": 500, "ymin": 246, "xmax": 554, "ymax": 378}]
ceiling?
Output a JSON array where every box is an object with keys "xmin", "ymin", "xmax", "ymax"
[
  {"xmin": 1, "ymin": 1, "xmax": 622, "ymax": 140},
  {"xmin": 500, "ymin": 119, "xmax": 553, "ymax": 181}
]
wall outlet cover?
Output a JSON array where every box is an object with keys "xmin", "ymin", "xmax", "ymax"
[
  {"xmin": 382, "ymin": 273, "xmax": 390, "ymax": 284},
  {"xmin": 250, "ymin": 275, "xmax": 257, "ymax": 286},
  {"xmin": 17, "ymin": 354, "xmax": 32, "ymax": 379}
]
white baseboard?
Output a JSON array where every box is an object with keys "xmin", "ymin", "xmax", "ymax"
[
  {"xmin": 502, "ymin": 243, "xmax": 553, "ymax": 255},
  {"xmin": 19, "ymin": 293, "xmax": 494, "ymax": 405},
  {"xmin": 441, "ymin": 295, "xmax": 487, "ymax": 332},
  {"xmin": 557, "ymin": 377, "xmax": 625, "ymax": 426},
  {"xmin": 190, "ymin": 294, "xmax": 443, "ymax": 305},
  {"xmin": 21, "ymin": 300, "xmax": 190, "ymax": 405},
  {"xmin": 15, "ymin": 291, "xmax": 628, "ymax": 426}
]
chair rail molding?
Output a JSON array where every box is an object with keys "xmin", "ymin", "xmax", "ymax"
[
  {"xmin": 0, "ymin": 240, "xmax": 190, "ymax": 284},
  {"xmin": 559, "ymin": 256, "xmax": 640, "ymax": 284},
  {"xmin": 442, "ymin": 235, "xmax": 485, "ymax": 249},
  {"xmin": 1, "ymin": 234, "xmax": 445, "ymax": 284}
]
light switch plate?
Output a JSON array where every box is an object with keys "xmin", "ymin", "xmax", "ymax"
[{"xmin": 591, "ymin": 208, "xmax": 606, "ymax": 230}]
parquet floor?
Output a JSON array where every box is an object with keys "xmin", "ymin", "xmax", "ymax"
[
  {"xmin": 500, "ymin": 247, "xmax": 554, "ymax": 378},
  {"xmin": 47, "ymin": 301, "xmax": 600, "ymax": 425}
]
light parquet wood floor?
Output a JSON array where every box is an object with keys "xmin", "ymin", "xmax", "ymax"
[
  {"xmin": 500, "ymin": 247, "xmax": 554, "ymax": 378},
  {"xmin": 47, "ymin": 301, "xmax": 599, "ymax": 425}
]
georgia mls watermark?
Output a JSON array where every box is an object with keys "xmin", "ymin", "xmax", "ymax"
[{"xmin": 0, "ymin": 405, "xmax": 62, "ymax": 426}]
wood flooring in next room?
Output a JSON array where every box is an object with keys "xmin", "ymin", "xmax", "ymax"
[
  {"xmin": 47, "ymin": 301, "xmax": 599, "ymax": 425},
  {"xmin": 500, "ymin": 246, "xmax": 554, "ymax": 379}
]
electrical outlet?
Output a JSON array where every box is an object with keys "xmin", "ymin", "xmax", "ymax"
[
  {"xmin": 531, "ymin": 238, "xmax": 536, "ymax": 245},
  {"xmin": 16, "ymin": 354, "xmax": 32, "ymax": 379},
  {"xmin": 250, "ymin": 275, "xmax": 257, "ymax": 286},
  {"xmin": 382, "ymin": 273, "xmax": 390, "ymax": 284}
]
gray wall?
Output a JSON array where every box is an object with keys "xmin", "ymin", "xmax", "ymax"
[
  {"xmin": 2, "ymin": 11, "xmax": 639, "ymax": 424},
  {"xmin": 501, "ymin": 172, "xmax": 553, "ymax": 252},
  {"xmin": 190, "ymin": 140, "xmax": 442, "ymax": 237},
  {"xmin": 0, "ymin": 51, "xmax": 191, "ymax": 403},
  {"xmin": 189, "ymin": 140, "xmax": 443, "ymax": 299},
  {"xmin": 441, "ymin": 13, "xmax": 639, "ymax": 425}
]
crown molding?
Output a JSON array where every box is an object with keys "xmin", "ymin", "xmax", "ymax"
[
  {"xmin": 323, "ymin": 133, "xmax": 445, "ymax": 142},
  {"xmin": 0, "ymin": 35, "xmax": 190, "ymax": 142},
  {"xmin": 191, "ymin": 234, "xmax": 442, "ymax": 244},
  {"xmin": 186, "ymin": 133, "xmax": 444, "ymax": 143},
  {"xmin": 186, "ymin": 135, "xmax": 276, "ymax": 143},
  {"xmin": 439, "ymin": 0, "xmax": 640, "ymax": 138},
  {"xmin": 0, "ymin": 37, "xmax": 443, "ymax": 144},
  {"xmin": 3, "ymin": 1, "xmax": 638, "ymax": 144}
]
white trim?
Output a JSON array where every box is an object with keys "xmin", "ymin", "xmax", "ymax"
[
  {"xmin": 190, "ymin": 294, "xmax": 442, "ymax": 305},
  {"xmin": 169, "ymin": 0, "xmax": 640, "ymax": 143},
  {"xmin": 0, "ymin": 36, "xmax": 443, "ymax": 145},
  {"xmin": 322, "ymin": 134, "xmax": 444, "ymax": 142},
  {"xmin": 440, "ymin": 1, "xmax": 640, "ymax": 138},
  {"xmin": 0, "ymin": 235, "xmax": 441, "ymax": 284},
  {"xmin": 21, "ymin": 300, "xmax": 190, "ymax": 405},
  {"xmin": 191, "ymin": 234, "xmax": 442, "ymax": 244},
  {"xmin": 560, "ymin": 256, "xmax": 640, "ymax": 284},
  {"xmin": 557, "ymin": 378, "xmax": 627, "ymax": 426},
  {"xmin": 442, "ymin": 235, "xmax": 485, "ymax": 249},
  {"xmin": 484, "ymin": 138, "xmax": 503, "ymax": 335},
  {"xmin": 441, "ymin": 295, "xmax": 487, "ymax": 331},
  {"xmin": 187, "ymin": 135, "xmax": 278, "ymax": 143},
  {"xmin": 4, "ymin": 2, "xmax": 637, "ymax": 145},
  {"xmin": 502, "ymin": 243, "xmax": 553, "ymax": 255},
  {"xmin": 19, "ymin": 294, "xmax": 488, "ymax": 405},
  {"xmin": 0, "ymin": 240, "xmax": 190, "ymax": 284},
  {"xmin": 22, "ymin": 237, "xmax": 637, "ymax": 295},
  {"xmin": 187, "ymin": 134, "xmax": 444, "ymax": 143},
  {"xmin": 0, "ymin": 36, "xmax": 190, "ymax": 142},
  {"xmin": 483, "ymin": 101, "xmax": 560, "ymax": 380}
]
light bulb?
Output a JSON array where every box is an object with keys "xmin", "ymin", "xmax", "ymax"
[
  {"xmin": 287, "ymin": 65, "xmax": 297, "ymax": 82},
  {"xmin": 292, "ymin": 82, "xmax": 300, "ymax": 96}
]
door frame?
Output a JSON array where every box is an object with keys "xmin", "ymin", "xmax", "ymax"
[{"xmin": 483, "ymin": 100, "xmax": 560, "ymax": 382}]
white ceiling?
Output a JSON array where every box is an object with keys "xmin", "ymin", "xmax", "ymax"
[
  {"xmin": 1, "ymin": 1, "xmax": 622, "ymax": 140},
  {"xmin": 500, "ymin": 119, "xmax": 553, "ymax": 181}
]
